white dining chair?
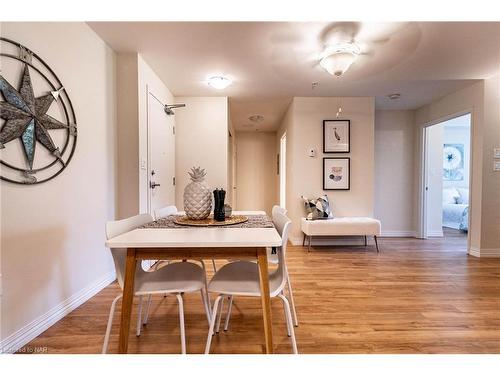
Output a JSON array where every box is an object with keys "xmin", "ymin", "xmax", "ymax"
[
  {"xmin": 154, "ymin": 205, "xmax": 218, "ymax": 272},
  {"xmin": 154, "ymin": 205, "xmax": 179, "ymax": 220},
  {"xmin": 138, "ymin": 205, "xmax": 217, "ymax": 330},
  {"xmin": 103, "ymin": 213, "xmax": 211, "ymax": 354},
  {"xmin": 268, "ymin": 205, "xmax": 287, "ymax": 263},
  {"xmin": 271, "ymin": 205, "xmax": 287, "ymax": 217},
  {"xmin": 204, "ymin": 211, "xmax": 298, "ymax": 354},
  {"xmin": 221, "ymin": 205, "xmax": 298, "ymax": 331},
  {"xmin": 270, "ymin": 205, "xmax": 298, "ymax": 327}
]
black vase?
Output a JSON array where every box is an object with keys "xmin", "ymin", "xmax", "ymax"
[{"xmin": 213, "ymin": 189, "xmax": 226, "ymax": 221}]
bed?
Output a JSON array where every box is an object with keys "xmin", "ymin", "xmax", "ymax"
[{"xmin": 442, "ymin": 187, "xmax": 469, "ymax": 232}]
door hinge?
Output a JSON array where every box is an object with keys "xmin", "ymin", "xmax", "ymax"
[
  {"xmin": 173, "ymin": 177, "xmax": 176, "ymax": 186},
  {"xmin": 173, "ymin": 126, "xmax": 175, "ymax": 135}
]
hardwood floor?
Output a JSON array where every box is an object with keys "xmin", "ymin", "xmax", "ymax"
[{"xmin": 19, "ymin": 233, "xmax": 500, "ymax": 354}]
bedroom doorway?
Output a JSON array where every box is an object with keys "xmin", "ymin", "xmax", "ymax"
[
  {"xmin": 279, "ymin": 132, "xmax": 287, "ymax": 209},
  {"xmin": 422, "ymin": 113, "xmax": 471, "ymax": 248}
]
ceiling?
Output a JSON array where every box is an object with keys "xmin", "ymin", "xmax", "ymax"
[{"xmin": 88, "ymin": 22, "xmax": 500, "ymax": 131}]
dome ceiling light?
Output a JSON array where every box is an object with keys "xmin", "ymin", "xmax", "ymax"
[
  {"xmin": 207, "ymin": 75, "xmax": 232, "ymax": 89},
  {"xmin": 248, "ymin": 114, "xmax": 264, "ymax": 123},
  {"xmin": 319, "ymin": 42, "xmax": 361, "ymax": 77}
]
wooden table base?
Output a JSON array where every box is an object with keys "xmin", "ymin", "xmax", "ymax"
[
  {"xmin": 118, "ymin": 247, "xmax": 274, "ymax": 354},
  {"xmin": 257, "ymin": 248, "xmax": 273, "ymax": 352}
]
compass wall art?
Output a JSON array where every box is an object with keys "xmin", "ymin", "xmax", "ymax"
[{"xmin": 0, "ymin": 37, "xmax": 77, "ymax": 184}]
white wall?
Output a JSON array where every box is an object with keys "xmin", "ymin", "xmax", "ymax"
[
  {"xmin": 235, "ymin": 132, "xmax": 277, "ymax": 215},
  {"xmin": 414, "ymin": 77, "xmax": 500, "ymax": 256},
  {"xmin": 116, "ymin": 53, "xmax": 139, "ymax": 218},
  {"xmin": 480, "ymin": 74, "xmax": 500, "ymax": 252},
  {"xmin": 374, "ymin": 110, "xmax": 415, "ymax": 236},
  {"xmin": 174, "ymin": 97, "xmax": 228, "ymax": 208},
  {"xmin": 0, "ymin": 23, "xmax": 117, "ymax": 349},
  {"xmin": 425, "ymin": 124, "xmax": 444, "ymax": 236},
  {"xmin": 277, "ymin": 100, "xmax": 294, "ymax": 212},
  {"xmin": 227, "ymin": 113, "xmax": 236, "ymax": 206},
  {"xmin": 279, "ymin": 97, "xmax": 375, "ymax": 244},
  {"xmin": 414, "ymin": 82, "xmax": 484, "ymax": 250}
]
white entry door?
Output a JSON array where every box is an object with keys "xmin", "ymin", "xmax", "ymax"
[{"xmin": 147, "ymin": 89, "xmax": 175, "ymax": 215}]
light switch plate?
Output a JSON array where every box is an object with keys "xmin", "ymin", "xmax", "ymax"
[
  {"xmin": 494, "ymin": 148, "xmax": 500, "ymax": 159},
  {"xmin": 494, "ymin": 160, "xmax": 500, "ymax": 171}
]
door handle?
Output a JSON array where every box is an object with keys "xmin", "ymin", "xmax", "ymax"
[{"xmin": 150, "ymin": 181, "xmax": 161, "ymax": 189}]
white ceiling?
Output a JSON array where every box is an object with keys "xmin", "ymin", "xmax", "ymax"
[{"xmin": 88, "ymin": 22, "xmax": 500, "ymax": 131}]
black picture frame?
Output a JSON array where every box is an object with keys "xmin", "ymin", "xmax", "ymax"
[
  {"xmin": 323, "ymin": 157, "xmax": 350, "ymax": 190},
  {"xmin": 323, "ymin": 119, "xmax": 350, "ymax": 153}
]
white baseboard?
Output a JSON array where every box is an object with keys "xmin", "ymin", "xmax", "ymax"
[
  {"xmin": 427, "ymin": 230, "xmax": 444, "ymax": 237},
  {"xmin": 0, "ymin": 270, "xmax": 116, "ymax": 354},
  {"xmin": 469, "ymin": 246, "xmax": 480, "ymax": 257},
  {"xmin": 380, "ymin": 230, "xmax": 416, "ymax": 237},
  {"xmin": 469, "ymin": 247, "xmax": 500, "ymax": 258}
]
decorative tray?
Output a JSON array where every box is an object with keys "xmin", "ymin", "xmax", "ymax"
[{"xmin": 173, "ymin": 215, "xmax": 248, "ymax": 227}]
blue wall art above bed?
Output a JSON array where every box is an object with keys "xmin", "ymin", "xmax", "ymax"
[{"xmin": 443, "ymin": 144, "xmax": 464, "ymax": 181}]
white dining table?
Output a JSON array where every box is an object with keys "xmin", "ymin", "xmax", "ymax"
[{"xmin": 105, "ymin": 211, "xmax": 282, "ymax": 354}]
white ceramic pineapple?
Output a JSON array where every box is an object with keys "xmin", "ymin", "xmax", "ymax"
[{"xmin": 183, "ymin": 167, "xmax": 212, "ymax": 220}]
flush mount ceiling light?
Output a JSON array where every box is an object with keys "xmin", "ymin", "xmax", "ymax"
[
  {"xmin": 387, "ymin": 93, "xmax": 401, "ymax": 100},
  {"xmin": 248, "ymin": 114, "xmax": 264, "ymax": 123},
  {"xmin": 207, "ymin": 75, "xmax": 232, "ymax": 89},
  {"xmin": 319, "ymin": 42, "xmax": 361, "ymax": 77}
]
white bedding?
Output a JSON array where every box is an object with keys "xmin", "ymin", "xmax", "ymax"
[{"xmin": 443, "ymin": 203, "xmax": 468, "ymax": 231}]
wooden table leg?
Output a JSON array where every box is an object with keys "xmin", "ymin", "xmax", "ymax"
[
  {"xmin": 118, "ymin": 248, "xmax": 137, "ymax": 353},
  {"xmin": 257, "ymin": 248, "xmax": 274, "ymax": 354}
]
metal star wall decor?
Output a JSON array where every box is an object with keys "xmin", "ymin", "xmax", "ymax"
[{"xmin": 0, "ymin": 37, "xmax": 77, "ymax": 184}]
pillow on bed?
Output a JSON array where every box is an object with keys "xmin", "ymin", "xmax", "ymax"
[
  {"xmin": 302, "ymin": 195, "xmax": 334, "ymax": 220},
  {"xmin": 456, "ymin": 187, "xmax": 469, "ymax": 205},
  {"xmin": 443, "ymin": 187, "xmax": 460, "ymax": 205}
]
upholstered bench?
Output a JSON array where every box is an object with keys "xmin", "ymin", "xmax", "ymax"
[{"xmin": 301, "ymin": 217, "xmax": 381, "ymax": 252}]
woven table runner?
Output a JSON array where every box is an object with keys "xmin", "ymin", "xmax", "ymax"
[{"xmin": 140, "ymin": 214, "xmax": 274, "ymax": 229}]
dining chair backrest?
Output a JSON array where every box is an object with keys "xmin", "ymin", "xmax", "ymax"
[
  {"xmin": 269, "ymin": 206, "xmax": 287, "ymax": 263},
  {"xmin": 272, "ymin": 205, "xmax": 287, "ymax": 219},
  {"xmin": 154, "ymin": 205, "xmax": 178, "ymax": 220},
  {"xmin": 105, "ymin": 213, "xmax": 154, "ymax": 290},
  {"xmin": 273, "ymin": 211, "xmax": 292, "ymax": 290}
]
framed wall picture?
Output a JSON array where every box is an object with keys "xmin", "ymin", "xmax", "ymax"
[
  {"xmin": 323, "ymin": 119, "xmax": 350, "ymax": 153},
  {"xmin": 323, "ymin": 157, "xmax": 350, "ymax": 190}
]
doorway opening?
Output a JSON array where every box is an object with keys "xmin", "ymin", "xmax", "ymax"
[
  {"xmin": 422, "ymin": 113, "xmax": 471, "ymax": 249},
  {"xmin": 279, "ymin": 132, "xmax": 287, "ymax": 209}
]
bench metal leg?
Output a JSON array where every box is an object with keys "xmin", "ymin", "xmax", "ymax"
[
  {"xmin": 364, "ymin": 235, "xmax": 367, "ymax": 246},
  {"xmin": 374, "ymin": 235, "xmax": 379, "ymax": 253},
  {"xmin": 302, "ymin": 233, "xmax": 306, "ymax": 246},
  {"xmin": 308, "ymin": 236, "xmax": 312, "ymax": 252}
]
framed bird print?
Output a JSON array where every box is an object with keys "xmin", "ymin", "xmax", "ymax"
[
  {"xmin": 323, "ymin": 120, "xmax": 350, "ymax": 153},
  {"xmin": 323, "ymin": 157, "xmax": 350, "ymax": 190}
]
